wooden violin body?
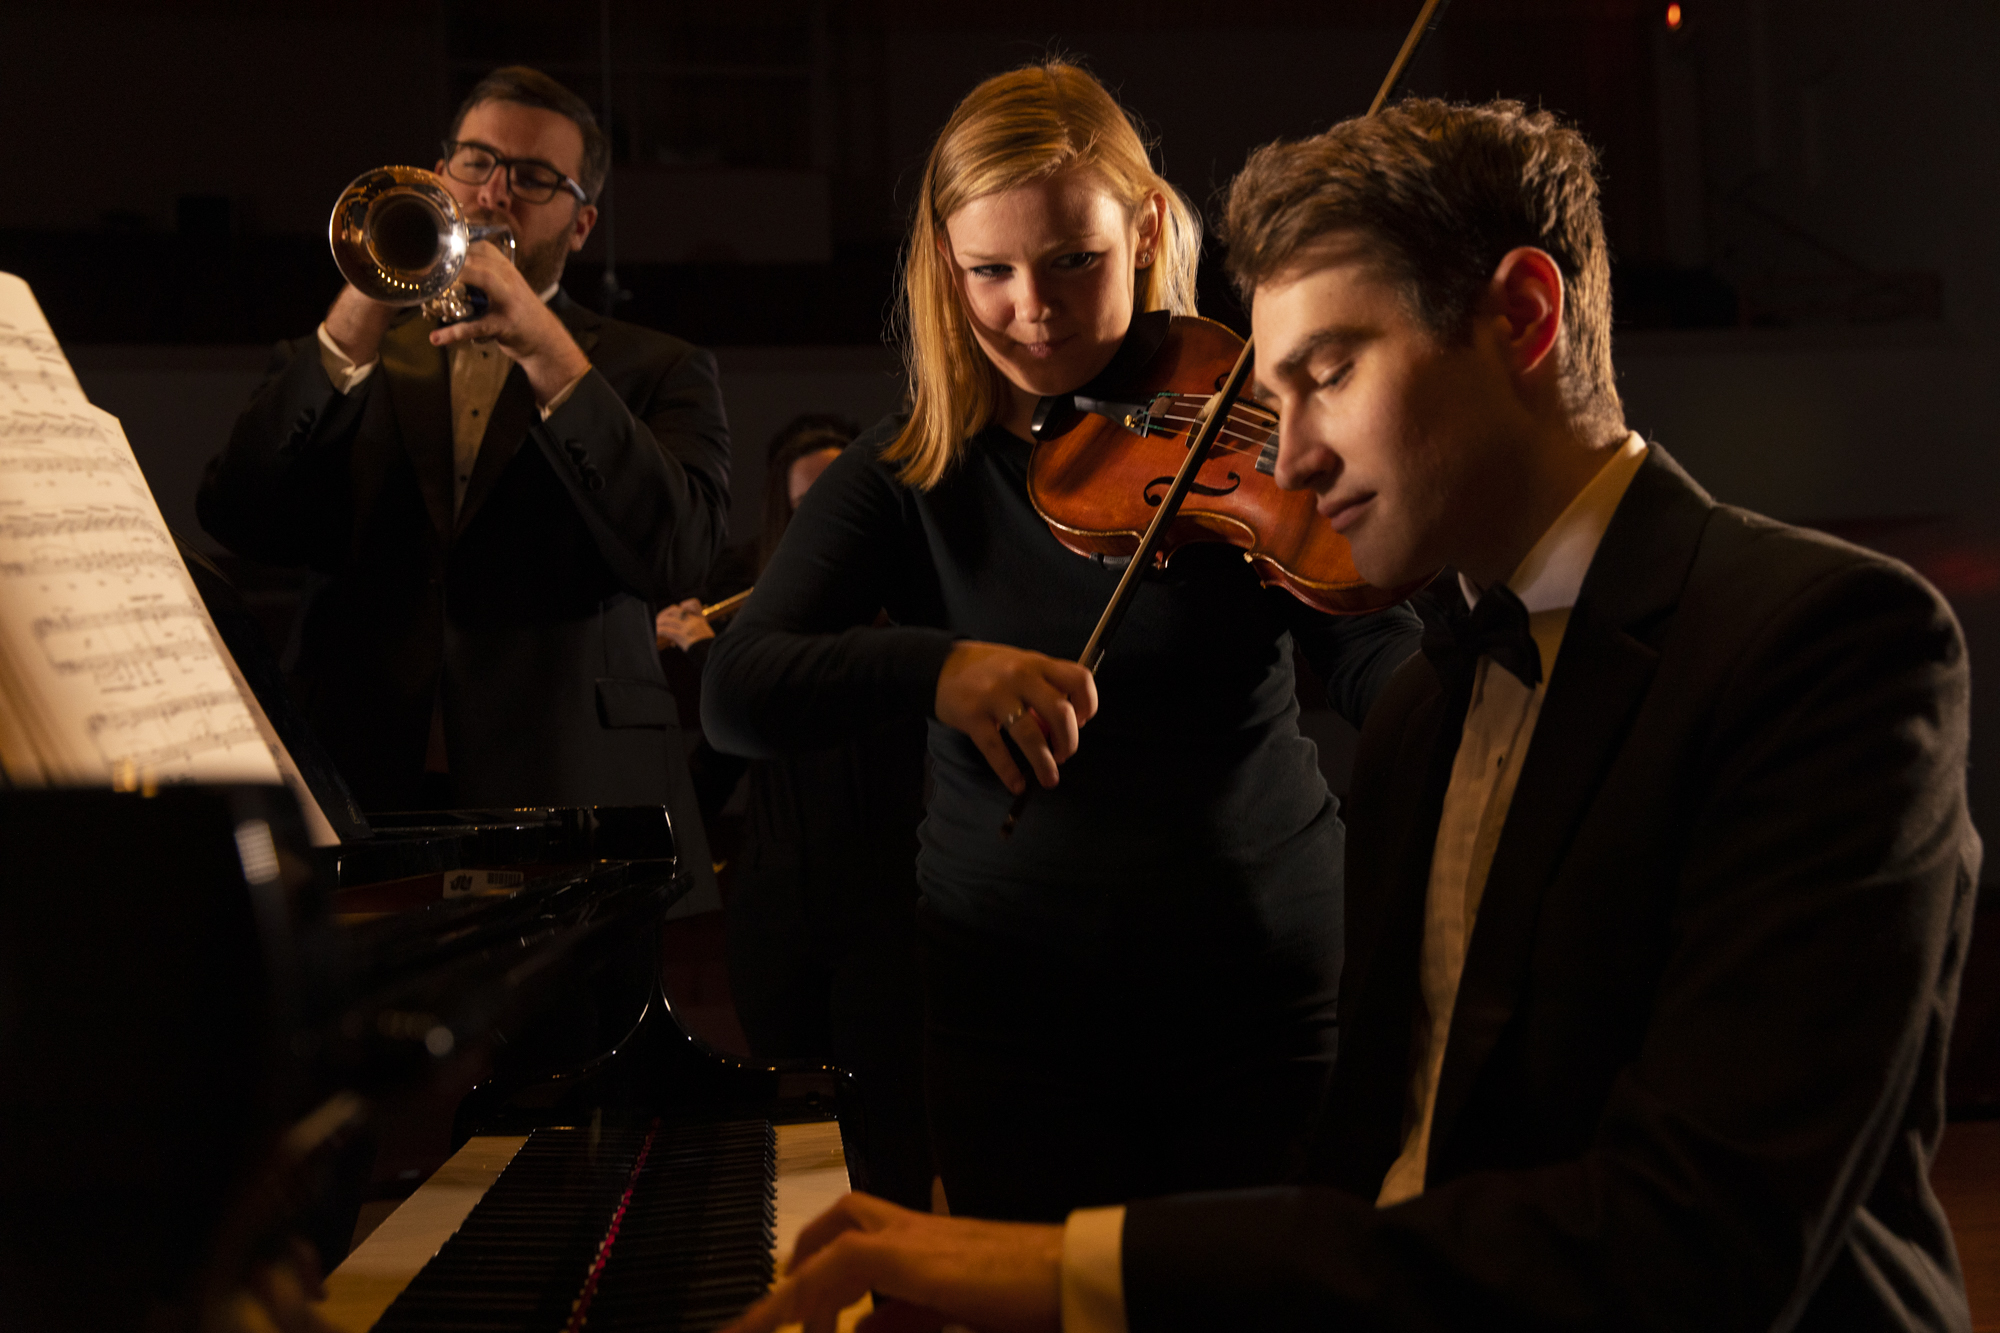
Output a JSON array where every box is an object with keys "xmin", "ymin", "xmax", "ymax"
[{"xmin": 1026, "ymin": 314, "xmax": 1409, "ymax": 616}]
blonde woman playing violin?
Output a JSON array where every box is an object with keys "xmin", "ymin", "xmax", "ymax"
[{"xmin": 702, "ymin": 62, "xmax": 1422, "ymax": 1223}]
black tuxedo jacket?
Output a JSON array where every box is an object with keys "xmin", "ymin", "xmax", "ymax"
[
  {"xmin": 199, "ymin": 290, "xmax": 731, "ymax": 810},
  {"xmin": 1124, "ymin": 447, "xmax": 1979, "ymax": 1331}
]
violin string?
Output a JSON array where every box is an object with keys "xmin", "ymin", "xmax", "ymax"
[
  {"xmin": 1154, "ymin": 390, "xmax": 1278, "ymax": 425},
  {"xmin": 1149, "ymin": 407, "xmax": 1276, "ymax": 433},
  {"xmin": 1148, "ymin": 396, "xmax": 1280, "ymax": 442},
  {"xmin": 1099, "ymin": 408, "xmax": 1267, "ymax": 457},
  {"xmin": 1088, "ymin": 392, "xmax": 1281, "ymax": 462},
  {"xmin": 1148, "ymin": 412, "xmax": 1277, "ymax": 437},
  {"xmin": 1145, "ymin": 409, "xmax": 1279, "ymax": 438},
  {"xmin": 1140, "ymin": 424, "xmax": 1266, "ymax": 461},
  {"xmin": 1154, "ymin": 427, "xmax": 1269, "ymax": 461},
  {"xmin": 1147, "ymin": 405, "xmax": 1275, "ymax": 433},
  {"xmin": 1141, "ymin": 411, "xmax": 1276, "ymax": 459}
]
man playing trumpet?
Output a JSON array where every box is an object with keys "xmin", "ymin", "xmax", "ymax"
[{"xmin": 200, "ymin": 65, "xmax": 731, "ymax": 814}]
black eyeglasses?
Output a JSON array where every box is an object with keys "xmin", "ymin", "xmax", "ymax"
[{"xmin": 441, "ymin": 140, "xmax": 589, "ymax": 205}]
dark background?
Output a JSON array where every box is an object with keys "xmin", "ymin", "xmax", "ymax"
[
  {"xmin": 2, "ymin": 0, "xmax": 1996, "ymax": 851},
  {"xmin": 6, "ymin": 0, "xmax": 1991, "ymax": 343}
]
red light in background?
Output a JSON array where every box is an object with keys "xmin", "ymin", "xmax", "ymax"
[
  {"xmin": 1666, "ymin": 2, "xmax": 1684, "ymax": 28},
  {"xmin": 1918, "ymin": 548, "xmax": 2000, "ymax": 600}
]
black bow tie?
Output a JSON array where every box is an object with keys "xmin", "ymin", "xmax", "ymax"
[{"xmin": 1420, "ymin": 581, "xmax": 1544, "ymax": 695}]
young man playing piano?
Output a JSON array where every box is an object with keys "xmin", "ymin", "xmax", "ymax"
[{"xmin": 721, "ymin": 98, "xmax": 1980, "ymax": 1333}]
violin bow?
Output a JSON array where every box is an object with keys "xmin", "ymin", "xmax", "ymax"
[
  {"xmin": 1002, "ymin": 0, "xmax": 1451, "ymax": 836},
  {"xmin": 1371, "ymin": 0, "xmax": 1451, "ymax": 116}
]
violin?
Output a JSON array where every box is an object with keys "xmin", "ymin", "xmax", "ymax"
[
  {"xmin": 1026, "ymin": 311, "xmax": 1408, "ymax": 618},
  {"xmin": 1000, "ymin": 0, "xmax": 1450, "ymax": 835}
]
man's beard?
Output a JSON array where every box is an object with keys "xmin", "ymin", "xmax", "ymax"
[
  {"xmin": 513, "ymin": 230, "xmax": 572, "ymax": 294},
  {"xmin": 468, "ymin": 208, "xmax": 571, "ymax": 296}
]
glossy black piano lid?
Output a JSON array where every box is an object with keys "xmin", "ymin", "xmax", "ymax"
[
  {"xmin": 373, "ymin": 1118, "xmax": 776, "ymax": 1333},
  {"xmin": 0, "ymin": 784, "xmax": 693, "ymax": 1328}
]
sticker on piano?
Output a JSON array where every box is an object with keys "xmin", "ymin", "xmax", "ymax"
[{"xmin": 443, "ymin": 869, "xmax": 526, "ymax": 897}]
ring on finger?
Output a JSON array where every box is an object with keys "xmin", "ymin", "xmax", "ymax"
[{"xmin": 1001, "ymin": 705, "xmax": 1026, "ymax": 730}]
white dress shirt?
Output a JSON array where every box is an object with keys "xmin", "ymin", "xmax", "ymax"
[
  {"xmin": 315, "ymin": 281, "xmax": 584, "ymax": 522},
  {"xmin": 1058, "ymin": 433, "xmax": 1651, "ymax": 1332},
  {"xmin": 1375, "ymin": 432, "xmax": 1648, "ymax": 1205}
]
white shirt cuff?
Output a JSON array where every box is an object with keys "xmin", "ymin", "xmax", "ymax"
[
  {"xmin": 1061, "ymin": 1205, "xmax": 1128, "ymax": 1333},
  {"xmin": 538, "ymin": 369, "xmax": 589, "ymax": 420},
  {"xmin": 316, "ymin": 322, "xmax": 378, "ymax": 393}
]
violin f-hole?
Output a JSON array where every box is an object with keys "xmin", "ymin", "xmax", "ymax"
[{"xmin": 1145, "ymin": 472, "xmax": 1241, "ymax": 505}]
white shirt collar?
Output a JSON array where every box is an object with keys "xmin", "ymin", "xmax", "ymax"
[
  {"xmin": 538, "ymin": 281, "xmax": 562, "ymax": 304},
  {"xmin": 1461, "ymin": 432, "xmax": 1649, "ymax": 616}
]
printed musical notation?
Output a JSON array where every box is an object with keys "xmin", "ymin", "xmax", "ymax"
[
  {"xmin": 86, "ymin": 689, "xmax": 266, "ymax": 772},
  {"xmin": 0, "ymin": 364, "xmax": 84, "ymax": 402},
  {"xmin": 0, "ymin": 302, "xmax": 84, "ymax": 411},
  {"xmin": 34, "ymin": 602, "xmax": 217, "ymax": 689},
  {"xmin": 32, "ymin": 602, "xmax": 204, "ymax": 637},
  {"xmin": 0, "ymin": 547, "xmax": 187, "ymax": 580},
  {"xmin": 0, "ymin": 447, "xmax": 132, "ymax": 473},
  {"xmin": 0, "ymin": 271, "xmax": 284, "ymax": 789},
  {"xmin": 0, "ymin": 328, "xmax": 61, "ymax": 357},
  {"xmin": 0, "ymin": 509, "xmax": 160, "ymax": 541},
  {"xmin": 0, "ymin": 411, "xmax": 111, "ymax": 446}
]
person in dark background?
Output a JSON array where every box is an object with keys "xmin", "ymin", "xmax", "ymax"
[
  {"xmin": 657, "ymin": 412, "xmax": 934, "ymax": 1213},
  {"xmin": 656, "ymin": 412, "xmax": 857, "ymax": 632},
  {"xmin": 700, "ymin": 63, "xmax": 1424, "ymax": 1226},
  {"xmin": 197, "ymin": 64, "xmax": 730, "ymax": 812}
]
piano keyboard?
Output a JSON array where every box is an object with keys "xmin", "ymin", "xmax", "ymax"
[
  {"xmin": 371, "ymin": 1119, "xmax": 774, "ymax": 1332},
  {"xmin": 323, "ymin": 1120, "xmax": 856, "ymax": 1332}
]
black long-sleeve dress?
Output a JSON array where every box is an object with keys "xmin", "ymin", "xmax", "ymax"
[{"xmin": 702, "ymin": 414, "xmax": 1422, "ymax": 1221}]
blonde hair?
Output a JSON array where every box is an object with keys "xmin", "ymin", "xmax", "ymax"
[{"xmin": 885, "ymin": 61, "xmax": 1202, "ymax": 490}]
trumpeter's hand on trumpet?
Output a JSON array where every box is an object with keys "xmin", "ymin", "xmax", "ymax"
[
  {"xmin": 325, "ymin": 97, "xmax": 600, "ymax": 407},
  {"xmin": 321, "ymin": 282, "xmax": 403, "ymax": 371},
  {"xmin": 426, "ymin": 234, "xmax": 590, "ymax": 404}
]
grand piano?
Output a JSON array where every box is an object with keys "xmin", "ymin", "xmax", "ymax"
[
  {"xmin": 0, "ymin": 782, "xmax": 856, "ymax": 1332},
  {"xmin": 0, "ymin": 559, "xmax": 857, "ymax": 1332}
]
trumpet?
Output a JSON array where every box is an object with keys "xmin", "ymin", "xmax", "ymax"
[{"xmin": 328, "ymin": 165, "xmax": 517, "ymax": 325}]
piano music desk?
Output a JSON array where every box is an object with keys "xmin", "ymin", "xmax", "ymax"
[{"xmin": 320, "ymin": 1121, "xmax": 869, "ymax": 1332}]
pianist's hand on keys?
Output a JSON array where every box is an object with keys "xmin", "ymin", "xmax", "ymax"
[
  {"xmin": 216, "ymin": 1237, "xmax": 343, "ymax": 1333},
  {"xmin": 723, "ymin": 1191, "xmax": 1062, "ymax": 1333}
]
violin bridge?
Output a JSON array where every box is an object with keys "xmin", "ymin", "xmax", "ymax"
[{"xmin": 1074, "ymin": 394, "xmax": 1160, "ymax": 437}]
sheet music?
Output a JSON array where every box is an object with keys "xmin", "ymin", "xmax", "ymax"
[{"xmin": 0, "ymin": 273, "xmax": 332, "ymax": 836}]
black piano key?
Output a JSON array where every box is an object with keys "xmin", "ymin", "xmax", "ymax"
[
  {"xmin": 582, "ymin": 1122, "xmax": 778, "ymax": 1332},
  {"xmin": 373, "ymin": 1119, "xmax": 780, "ymax": 1333}
]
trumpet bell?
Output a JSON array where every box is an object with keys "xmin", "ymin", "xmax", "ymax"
[
  {"xmin": 328, "ymin": 165, "xmax": 514, "ymax": 322},
  {"xmin": 366, "ymin": 193, "xmax": 465, "ymax": 275}
]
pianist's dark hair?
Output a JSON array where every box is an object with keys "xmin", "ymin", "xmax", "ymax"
[
  {"xmin": 448, "ymin": 65, "xmax": 612, "ymax": 204},
  {"xmin": 761, "ymin": 414, "xmax": 859, "ymax": 573},
  {"xmin": 1223, "ymin": 98, "xmax": 1623, "ymax": 441}
]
